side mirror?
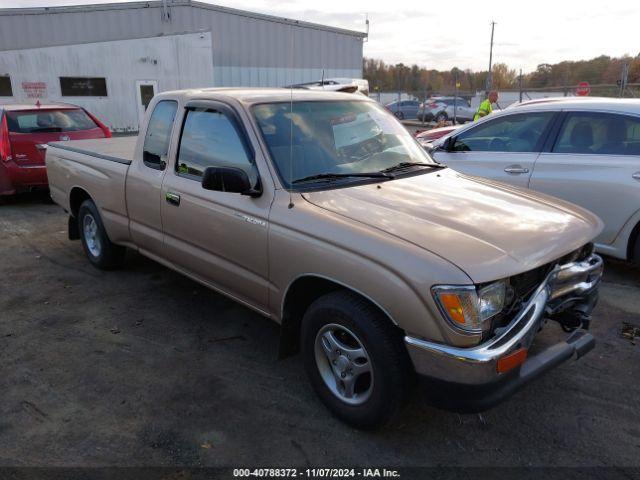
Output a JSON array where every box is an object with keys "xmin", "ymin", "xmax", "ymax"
[{"xmin": 201, "ymin": 166, "xmax": 261, "ymax": 197}]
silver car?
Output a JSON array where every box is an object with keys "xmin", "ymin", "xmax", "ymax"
[
  {"xmin": 431, "ymin": 97, "xmax": 640, "ymax": 263},
  {"xmin": 418, "ymin": 96, "xmax": 475, "ymax": 123},
  {"xmin": 385, "ymin": 100, "xmax": 421, "ymax": 120}
]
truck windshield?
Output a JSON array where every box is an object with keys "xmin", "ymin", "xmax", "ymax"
[{"xmin": 253, "ymin": 100, "xmax": 435, "ymax": 188}]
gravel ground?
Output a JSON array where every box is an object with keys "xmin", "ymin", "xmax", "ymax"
[{"xmin": 1, "ymin": 192, "xmax": 639, "ymax": 469}]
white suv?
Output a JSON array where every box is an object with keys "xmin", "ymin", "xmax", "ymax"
[{"xmin": 430, "ymin": 97, "xmax": 640, "ymax": 263}]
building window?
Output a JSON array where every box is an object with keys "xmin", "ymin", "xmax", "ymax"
[
  {"xmin": 0, "ymin": 76, "xmax": 12, "ymax": 96},
  {"xmin": 60, "ymin": 77, "xmax": 107, "ymax": 97}
]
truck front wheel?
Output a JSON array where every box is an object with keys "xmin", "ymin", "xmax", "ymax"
[
  {"xmin": 78, "ymin": 199, "xmax": 126, "ymax": 270},
  {"xmin": 301, "ymin": 290, "xmax": 412, "ymax": 429}
]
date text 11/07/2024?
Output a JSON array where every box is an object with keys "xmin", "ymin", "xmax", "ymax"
[{"xmin": 232, "ymin": 468, "xmax": 401, "ymax": 478}]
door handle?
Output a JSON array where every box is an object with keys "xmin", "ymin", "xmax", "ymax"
[
  {"xmin": 165, "ymin": 192, "xmax": 181, "ymax": 206},
  {"xmin": 633, "ymin": 172, "xmax": 640, "ymax": 181},
  {"xmin": 504, "ymin": 165, "xmax": 530, "ymax": 174}
]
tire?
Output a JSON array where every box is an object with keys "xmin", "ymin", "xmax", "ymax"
[
  {"xmin": 78, "ymin": 199, "xmax": 126, "ymax": 270},
  {"xmin": 435, "ymin": 112, "xmax": 448, "ymax": 123},
  {"xmin": 634, "ymin": 237, "xmax": 640, "ymax": 266},
  {"xmin": 394, "ymin": 111, "xmax": 404, "ymax": 120},
  {"xmin": 301, "ymin": 290, "xmax": 412, "ymax": 429}
]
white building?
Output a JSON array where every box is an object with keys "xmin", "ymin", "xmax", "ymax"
[{"xmin": 0, "ymin": 0, "xmax": 366, "ymax": 132}]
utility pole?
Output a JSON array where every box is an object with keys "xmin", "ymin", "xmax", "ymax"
[
  {"xmin": 486, "ymin": 21, "xmax": 496, "ymax": 92},
  {"xmin": 518, "ymin": 69, "xmax": 523, "ymax": 103},
  {"xmin": 619, "ymin": 63, "xmax": 629, "ymax": 97},
  {"xmin": 453, "ymin": 70, "xmax": 458, "ymax": 124}
]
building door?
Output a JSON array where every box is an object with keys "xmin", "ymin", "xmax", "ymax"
[{"xmin": 135, "ymin": 80, "xmax": 158, "ymax": 129}]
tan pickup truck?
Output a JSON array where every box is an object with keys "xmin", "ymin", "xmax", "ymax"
[{"xmin": 46, "ymin": 88, "xmax": 604, "ymax": 429}]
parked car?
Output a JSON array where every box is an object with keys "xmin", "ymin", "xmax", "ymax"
[
  {"xmin": 46, "ymin": 88, "xmax": 603, "ymax": 429},
  {"xmin": 385, "ymin": 100, "xmax": 420, "ymax": 119},
  {"xmin": 287, "ymin": 78, "xmax": 369, "ymax": 96},
  {"xmin": 430, "ymin": 97, "xmax": 640, "ymax": 263},
  {"xmin": 417, "ymin": 96, "xmax": 475, "ymax": 123},
  {"xmin": 415, "ymin": 124, "xmax": 462, "ymax": 148},
  {"xmin": 0, "ymin": 103, "xmax": 110, "ymax": 196}
]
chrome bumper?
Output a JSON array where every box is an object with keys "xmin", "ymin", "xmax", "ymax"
[{"xmin": 406, "ymin": 254, "xmax": 603, "ymax": 386}]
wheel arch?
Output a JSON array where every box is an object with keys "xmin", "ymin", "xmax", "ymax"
[
  {"xmin": 69, "ymin": 186, "xmax": 93, "ymax": 218},
  {"xmin": 67, "ymin": 186, "xmax": 94, "ymax": 240},
  {"xmin": 278, "ymin": 274, "xmax": 401, "ymax": 359},
  {"xmin": 628, "ymin": 218, "xmax": 640, "ymax": 261}
]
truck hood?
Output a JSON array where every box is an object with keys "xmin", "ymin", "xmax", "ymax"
[{"xmin": 302, "ymin": 168, "xmax": 603, "ymax": 283}]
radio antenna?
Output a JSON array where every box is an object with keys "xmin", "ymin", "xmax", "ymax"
[{"xmin": 288, "ymin": 24, "xmax": 295, "ymax": 209}]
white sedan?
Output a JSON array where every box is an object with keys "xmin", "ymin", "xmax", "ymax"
[{"xmin": 430, "ymin": 97, "xmax": 640, "ymax": 264}]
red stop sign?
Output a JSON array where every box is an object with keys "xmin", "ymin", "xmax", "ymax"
[{"xmin": 576, "ymin": 81, "xmax": 591, "ymax": 96}]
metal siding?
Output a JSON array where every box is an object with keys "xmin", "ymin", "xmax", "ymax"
[
  {"xmin": 0, "ymin": 33, "xmax": 214, "ymax": 131},
  {"xmin": 0, "ymin": 2, "xmax": 363, "ymax": 87}
]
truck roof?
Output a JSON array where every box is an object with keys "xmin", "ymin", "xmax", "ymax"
[{"xmin": 156, "ymin": 87, "xmax": 373, "ymax": 105}]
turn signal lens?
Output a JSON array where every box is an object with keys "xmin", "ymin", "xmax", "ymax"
[
  {"xmin": 432, "ymin": 281, "xmax": 506, "ymax": 333},
  {"xmin": 439, "ymin": 293, "xmax": 467, "ymax": 325},
  {"xmin": 497, "ymin": 348, "xmax": 528, "ymax": 373}
]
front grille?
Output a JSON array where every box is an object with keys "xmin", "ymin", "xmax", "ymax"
[{"xmin": 486, "ymin": 243, "xmax": 593, "ymax": 336}]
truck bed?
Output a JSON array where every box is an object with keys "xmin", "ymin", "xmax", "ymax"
[
  {"xmin": 48, "ymin": 136, "xmax": 138, "ymax": 165},
  {"xmin": 46, "ymin": 136, "xmax": 137, "ymax": 245}
]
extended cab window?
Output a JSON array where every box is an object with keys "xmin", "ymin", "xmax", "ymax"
[
  {"xmin": 451, "ymin": 112, "xmax": 554, "ymax": 153},
  {"xmin": 176, "ymin": 108, "xmax": 252, "ymax": 179},
  {"xmin": 142, "ymin": 100, "xmax": 177, "ymax": 169},
  {"xmin": 553, "ymin": 112, "xmax": 640, "ymax": 155}
]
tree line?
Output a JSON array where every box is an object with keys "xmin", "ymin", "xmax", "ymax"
[{"xmin": 364, "ymin": 55, "xmax": 640, "ymax": 94}]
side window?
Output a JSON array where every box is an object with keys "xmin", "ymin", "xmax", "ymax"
[
  {"xmin": 143, "ymin": 100, "xmax": 178, "ymax": 169},
  {"xmin": 553, "ymin": 112, "xmax": 640, "ymax": 155},
  {"xmin": 176, "ymin": 107, "xmax": 253, "ymax": 180},
  {"xmin": 451, "ymin": 112, "xmax": 555, "ymax": 153}
]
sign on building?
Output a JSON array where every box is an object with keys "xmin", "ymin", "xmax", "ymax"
[{"xmin": 21, "ymin": 81, "xmax": 47, "ymax": 98}]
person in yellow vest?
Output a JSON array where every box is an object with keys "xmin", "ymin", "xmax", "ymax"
[{"xmin": 474, "ymin": 91, "xmax": 498, "ymax": 121}]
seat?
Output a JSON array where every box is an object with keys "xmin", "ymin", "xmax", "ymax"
[
  {"xmin": 557, "ymin": 121, "xmax": 594, "ymax": 154},
  {"xmin": 596, "ymin": 118, "xmax": 628, "ymax": 155},
  {"xmin": 36, "ymin": 113, "xmax": 53, "ymax": 128}
]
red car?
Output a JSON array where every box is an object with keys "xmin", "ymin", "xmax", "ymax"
[
  {"xmin": 414, "ymin": 124, "xmax": 460, "ymax": 143},
  {"xmin": 0, "ymin": 103, "xmax": 110, "ymax": 196}
]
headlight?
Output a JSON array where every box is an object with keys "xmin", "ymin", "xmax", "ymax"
[{"xmin": 432, "ymin": 281, "xmax": 506, "ymax": 333}]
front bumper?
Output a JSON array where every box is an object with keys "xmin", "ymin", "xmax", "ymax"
[{"xmin": 405, "ymin": 254, "xmax": 603, "ymax": 411}]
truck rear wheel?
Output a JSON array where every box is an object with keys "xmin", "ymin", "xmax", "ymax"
[
  {"xmin": 78, "ymin": 199, "xmax": 125, "ymax": 270},
  {"xmin": 301, "ymin": 290, "xmax": 412, "ymax": 429}
]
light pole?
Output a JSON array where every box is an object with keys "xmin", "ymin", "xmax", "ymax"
[{"xmin": 486, "ymin": 21, "xmax": 496, "ymax": 92}]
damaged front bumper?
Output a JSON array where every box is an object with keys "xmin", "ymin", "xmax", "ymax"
[{"xmin": 405, "ymin": 253, "xmax": 603, "ymax": 412}]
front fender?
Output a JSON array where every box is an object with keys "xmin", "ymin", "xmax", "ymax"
[{"xmin": 268, "ymin": 192, "xmax": 479, "ymax": 347}]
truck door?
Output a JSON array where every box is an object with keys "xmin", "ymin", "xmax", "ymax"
[
  {"xmin": 160, "ymin": 101, "xmax": 272, "ymax": 312},
  {"xmin": 126, "ymin": 99, "xmax": 177, "ymax": 256}
]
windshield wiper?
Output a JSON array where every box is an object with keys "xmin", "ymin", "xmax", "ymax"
[
  {"xmin": 292, "ymin": 172, "xmax": 392, "ymax": 185},
  {"xmin": 379, "ymin": 162, "xmax": 446, "ymax": 174}
]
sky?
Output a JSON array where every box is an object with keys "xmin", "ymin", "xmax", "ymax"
[{"xmin": 2, "ymin": 0, "xmax": 639, "ymax": 73}]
